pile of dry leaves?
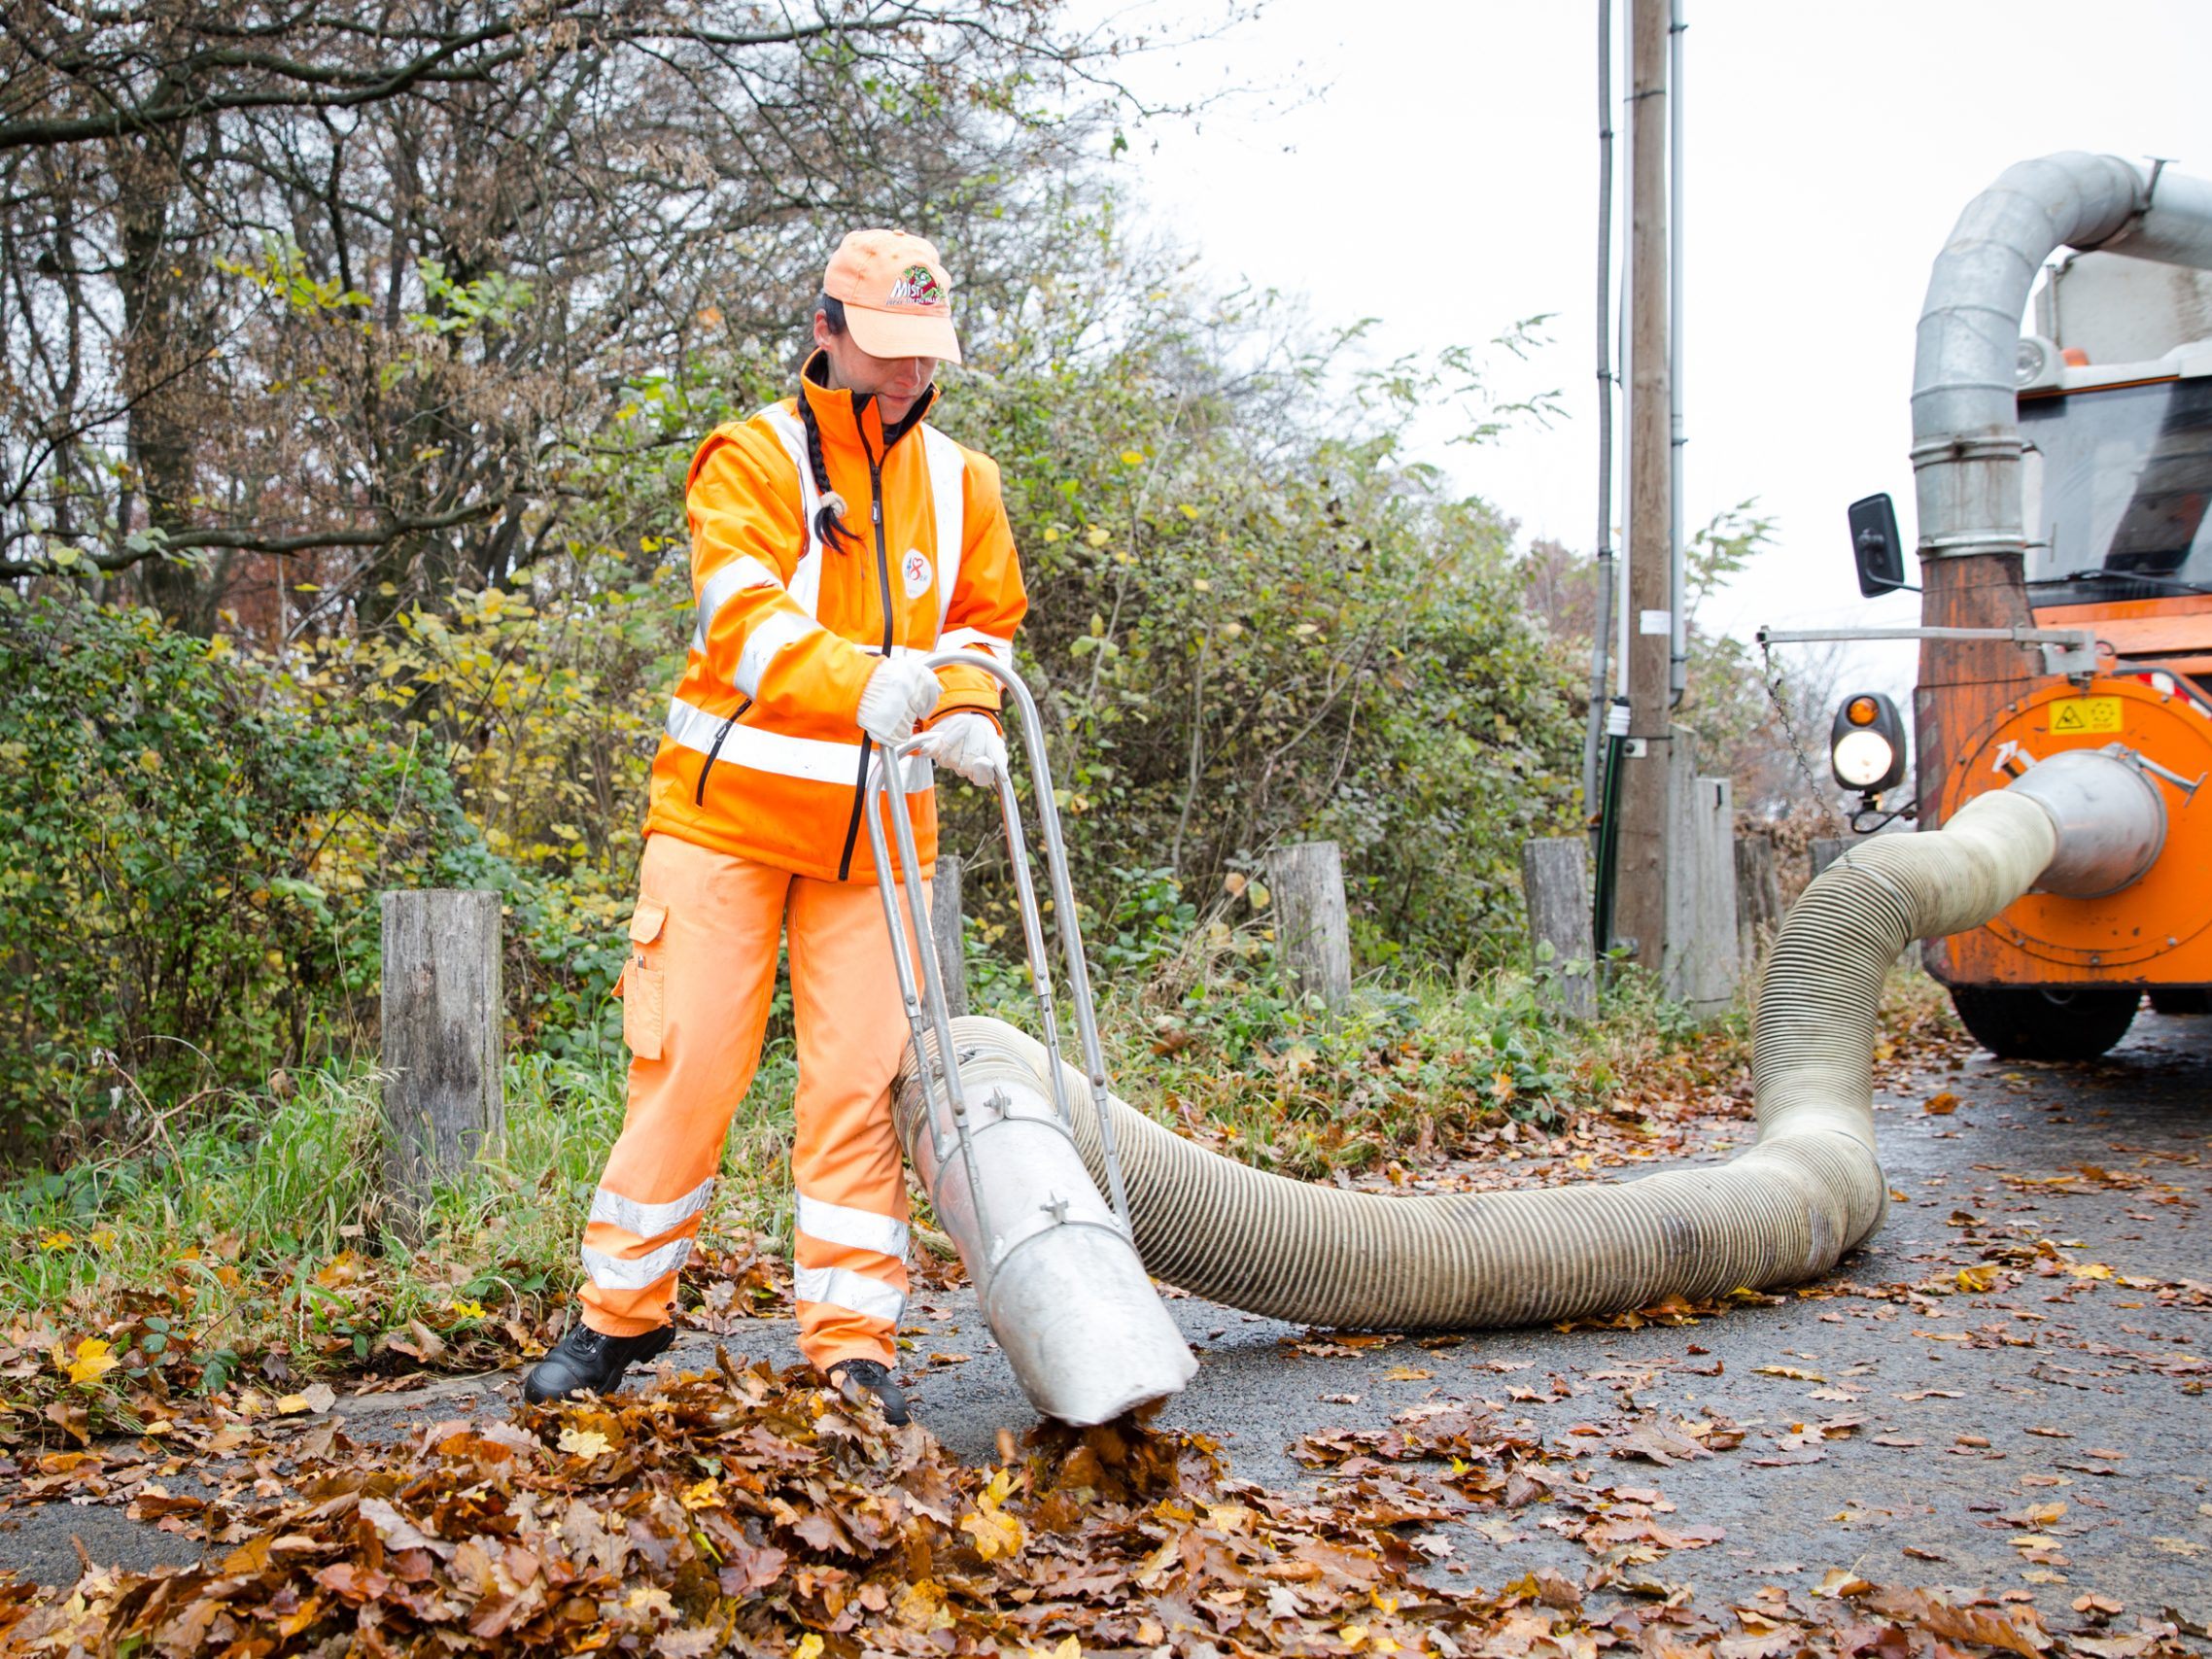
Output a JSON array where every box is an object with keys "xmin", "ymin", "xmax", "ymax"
[
  {"xmin": 1, "ymin": 1350, "xmax": 1477, "ymax": 1658},
  {"xmin": 5, "ymin": 1353, "xmax": 2199, "ymax": 1659}
]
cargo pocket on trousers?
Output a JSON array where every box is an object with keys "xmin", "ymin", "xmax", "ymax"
[{"xmin": 622, "ymin": 899, "xmax": 668, "ymax": 1061}]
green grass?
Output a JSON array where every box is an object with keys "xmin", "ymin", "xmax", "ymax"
[
  {"xmin": 0, "ymin": 1035, "xmax": 803, "ymax": 1418},
  {"xmin": 972, "ymin": 923, "xmax": 1712, "ymax": 1181}
]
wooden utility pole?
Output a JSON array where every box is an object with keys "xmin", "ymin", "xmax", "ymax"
[{"xmin": 1611, "ymin": 0, "xmax": 1673, "ymax": 971}]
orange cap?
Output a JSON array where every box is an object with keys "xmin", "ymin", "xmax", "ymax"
[{"xmin": 822, "ymin": 228, "xmax": 961, "ymax": 364}]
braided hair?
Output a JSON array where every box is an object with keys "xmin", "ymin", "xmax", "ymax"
[{"xmin": 801, "ymin": 294, "xmax": 859, "ymax": 554}]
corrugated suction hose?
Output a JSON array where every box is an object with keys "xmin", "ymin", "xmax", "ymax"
[{"xmin": 952, "ymin": 782, "xmax": 2111, "ymax": 1330}]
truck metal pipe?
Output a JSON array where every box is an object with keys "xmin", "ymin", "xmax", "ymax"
[
  {"xmin": 904, "ymin": 750, "xmax": 2167, "ymax": 1351},
  {"xmin": 1913, "ymin": 153, "xmax": 2212, "ymax": 564}
]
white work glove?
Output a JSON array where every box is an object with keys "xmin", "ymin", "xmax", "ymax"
[
  {"xmin": 911, "ymin": 710, "xmax": 1007, "ymax": 786},
  {"xmin": 855, "ymin": 656, "xmax": 941, "ymax": 747}
]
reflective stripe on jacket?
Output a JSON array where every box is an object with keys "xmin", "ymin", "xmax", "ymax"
[{"xmin": 643, "ymin": 353, "xmax": 1027, "ymax": 881}]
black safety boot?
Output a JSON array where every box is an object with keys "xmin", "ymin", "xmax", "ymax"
[
  {"xmin": 522, "ymin": 1321, "xmax": 674, "ymax": 1403},
  {"xmin": 828, "ymin": 1358, "xmax": 911, "ymax": 1426}
]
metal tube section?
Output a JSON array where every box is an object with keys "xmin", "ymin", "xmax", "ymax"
[
  {"xmin": 1580, "ymin": 0, "xmax": 1617, "ymax": 812},
  {"xmin": 1614, "ymin": 70, "xmax": 1634, "ymax": 697},
  {"xmin": 864, "ymin": 751, "xmax": 994, "ymax": 1248},
  {"xmin": 987, "ymin": 764, "xmax": 1075, "ymax": 1128},
  {"xmin": 1911, "ymin": 153, "xmax": 2212, "ymax": 564},
  {"xmin": 2003, "ymin": 745, "xmax": 2167, "ymax": 897},
  {"xmin": 1666, "ymin": 0, "xmax": 1686, "ymax": 707},
  {"xmin": 2095, "ymin": 163, "xmax": 2212, "ymax": 270}
]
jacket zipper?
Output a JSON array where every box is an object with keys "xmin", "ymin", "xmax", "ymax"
[
  {"xmin": 694, "ymin": 698, "xmax": 752, "ymax": 806},
  {"xmin": 837, "ymin": 420, "xmax": 896, "ymax": 881}
]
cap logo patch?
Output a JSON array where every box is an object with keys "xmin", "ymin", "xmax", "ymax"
[
  {"xmin": 887, "ymin": 263, "xmax": 944, "ymax": 308},
  {"xmin": 902, "ymin": 548, "xmax": 933, "ymax": 600}
]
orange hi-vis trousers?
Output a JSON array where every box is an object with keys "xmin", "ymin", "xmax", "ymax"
[{"xmin": 579, "ymin": 831, "xmax": 928, "ymax": 1373}]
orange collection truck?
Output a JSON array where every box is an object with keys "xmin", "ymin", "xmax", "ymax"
[{"xmin": 1765, "ymin": 153, "xmax": 2212, "ymax": 1061}]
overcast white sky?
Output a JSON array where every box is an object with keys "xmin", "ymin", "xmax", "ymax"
[{"xmin": 1104, "ymin": 0, "xmax": 2212, "ymax": 699}]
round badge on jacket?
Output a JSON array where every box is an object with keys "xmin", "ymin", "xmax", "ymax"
[{"xmin": 902, "ymin": 549, "xmax": 933, "ymax": 600}]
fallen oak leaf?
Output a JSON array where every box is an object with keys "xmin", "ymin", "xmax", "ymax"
[
  {"xmin": 1609, "ymin": 1419, "xmax": 1713, "ymax": 1466},
  {"xmin": 957, "ymin": 1468, "xmax": 1025, "ymax": 1560},
  {"xmin": 1869, "ymin": 1587, "xmax": 2053, "ymax": 1658},
  {"xmin": 556, "ymin": 1426, "xmax": 611, "ymax": 1459},
  {"xmin": 358, "ymin": 1495, "xmax": 445, "ymax": 1555},
  {"xmin": 57, "ymin": 1337, "xmax": 119, "ymax": 1387}
]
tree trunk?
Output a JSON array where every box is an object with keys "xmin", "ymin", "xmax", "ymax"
[{"xmin": 112, "ymin": 128, "xmax": 204, "ymax": 628}]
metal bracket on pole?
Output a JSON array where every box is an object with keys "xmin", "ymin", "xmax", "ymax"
[{"xmin": 1755, "ymin": 624, "xmax": 2102, "ymax": 680}]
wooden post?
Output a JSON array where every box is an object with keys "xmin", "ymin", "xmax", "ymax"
[
  {"xmin": 1520, "ymin": 839, "xmax": 1597, "ymax": 1021},
  {"xmin": 1734, "ymin": 833, "xmax": 1781, "ymax": 964},
  {"xmin": 1809, "ymin": 838, "xmax": 1847, "ymax": 881},
  {"xmin": 1265, "ymin": 841, "xmax": 1352, "ymax": 1012},
  {"xmin": 380, "ymin": 890, "xmax": 504, "ymax": 1223},
  {"xmin": 929, "ymin": 853, "xmax": 968, "ymax": 1020},
  {"xmin": 1612, "ymin": 0, "xmax": 1675, "ymax": 977},
  {"xmin": 1660, "ymin": 732, "xmax": 1739, "ymax": 1017}
]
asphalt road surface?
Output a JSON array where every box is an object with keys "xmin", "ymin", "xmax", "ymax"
[{"xmin": 8, "ymin": 1008, "xmax": 2208, "ymax": 1631}]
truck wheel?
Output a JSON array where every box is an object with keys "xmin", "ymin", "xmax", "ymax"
[
  {"xmin": 2148, "ymin": 988, "xmax": 2211, "ymax": 1015},
  {"xmin": 1950, "ymin": 985, "xmax": 2139, "ymax": 1061}
]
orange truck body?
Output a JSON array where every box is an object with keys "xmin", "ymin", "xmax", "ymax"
[
  {"xmin": 1918, "ymin": 356, "xmax": 2212, "ymax": 991},
  {"xmin": 1926, "ymin": 654, "xmax": 2212, "ymax": 987}
]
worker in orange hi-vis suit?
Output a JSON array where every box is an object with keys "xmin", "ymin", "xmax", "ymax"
[{"xmin": 524, "ymin": 229, "xmax": 1026, "ymax": 1424}]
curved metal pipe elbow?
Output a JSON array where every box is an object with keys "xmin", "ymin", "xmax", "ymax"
[{"xmin": 1910, "ymin": 152, "xmax": 2212, "ymax": 564}]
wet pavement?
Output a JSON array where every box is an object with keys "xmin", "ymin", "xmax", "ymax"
[{"xmin": 7, "ymin": 1011, "xmax": 2208, "ymax": 1626}]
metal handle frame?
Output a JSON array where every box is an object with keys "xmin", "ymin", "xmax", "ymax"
[{"xmin": 863, "ymin": 652, "xmax": 1135, "ymax": 1246}]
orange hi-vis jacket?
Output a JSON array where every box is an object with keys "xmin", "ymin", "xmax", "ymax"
[{"xmin": 645, "ymin": 354, "xmax": 1027, "ymax": 881}]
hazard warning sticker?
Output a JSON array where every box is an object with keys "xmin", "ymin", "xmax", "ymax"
[{"xmin": 2049, "ymin": 696, "xmax": 2123, "ymax": 736}]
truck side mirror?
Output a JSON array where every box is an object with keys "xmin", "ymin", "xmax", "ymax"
[{"xmin": 1848, "ymin": 493, "xmax": 1909, "ymax": 597}]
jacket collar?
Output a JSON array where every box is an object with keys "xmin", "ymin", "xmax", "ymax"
[{"xmin": 800, "ymin": 349, "xmax": 938, "ymax": 457}]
